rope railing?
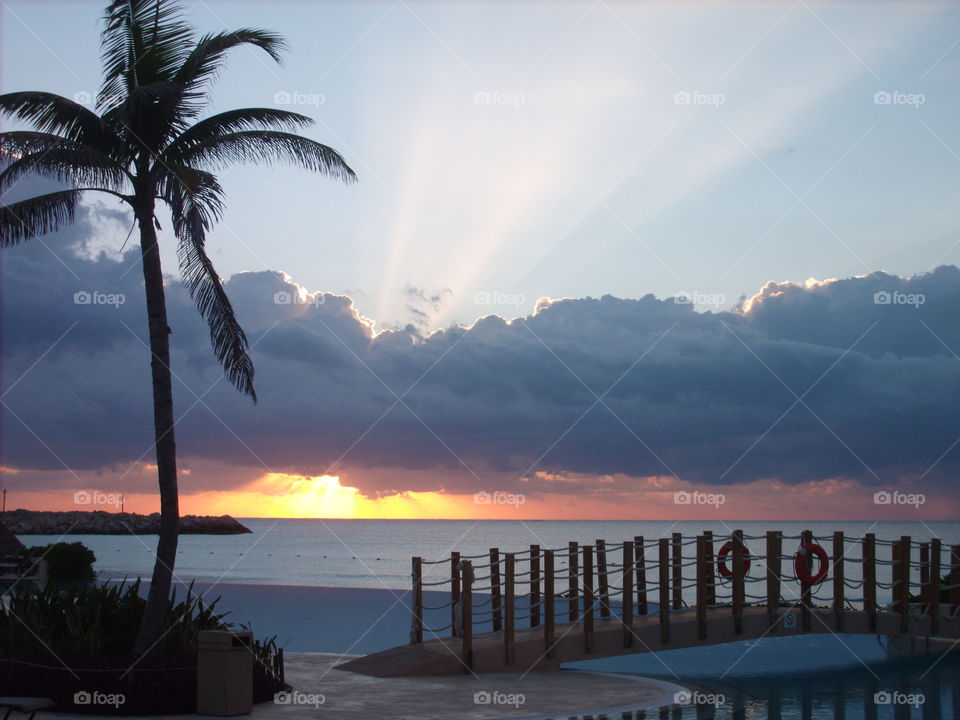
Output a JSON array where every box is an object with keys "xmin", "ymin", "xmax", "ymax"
[{"xmin": 407, "ymin": 532, "xmax": 960, "ymax": 667}]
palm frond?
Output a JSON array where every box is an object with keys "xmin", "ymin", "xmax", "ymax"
[
  {"xmin": 102, "ymin": 80, "xmax": 188, "ymax": 152},
  {"xmin": 160, "ymin": 108, "xmax": 313, "ymax": 161},
  {"xmin": 159, "ymin": 164, "xmax": 255, "ymax": 400},
  {"xmin": 0, "ymin": 189, "xmax": 83, "ymax": 247},
  {"xmin": 0, "ymin": 139, "xmax": 130, "ymax": 195},
  {"xmin": 172, "ymin": 30, "xmax": 285, "ymax": 119},
  {"xmin": 0, "ymin": 93, "xmax": 118, "ymax": 151},
  {"xmin": 100, "ymin": 0, "xmax": 194, "ymax": 106},
  {"xmin": 172, "ymin": 130, "xmax": 357, "ymax": 183}
]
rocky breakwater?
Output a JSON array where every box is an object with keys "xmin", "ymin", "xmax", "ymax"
[{"xmin": 4, "ymin": 509, "xmax": 252, "ymax": 534}]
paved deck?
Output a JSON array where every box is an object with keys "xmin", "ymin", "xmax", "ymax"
[
  {"xmin": 36, "ymin": 653, "xmax": 685, "ymax": 720},
  {"xmin": 340, "ymin": 605, "xmax": 960, "ymax": 676}
]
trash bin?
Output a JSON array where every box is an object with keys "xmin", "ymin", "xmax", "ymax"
[{"xmin": 196, "ymin": 630, "xmax": 254, "ymax": 716}]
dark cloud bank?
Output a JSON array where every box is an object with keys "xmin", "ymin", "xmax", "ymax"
[{"xmin": 2, "ymin": 196, "xmax": 959, "ymax": 498}]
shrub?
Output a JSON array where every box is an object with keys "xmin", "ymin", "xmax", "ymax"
[
  {"xmin": 0, "ymin": 580, "xmax": 284, "ymax": 714},
  {"xmin": 28, "ymin": 541, "xmax": 97, "ymax": 583}
]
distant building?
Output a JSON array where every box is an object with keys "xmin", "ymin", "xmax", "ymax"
[{"xmin": 0, "ymin": 518, "xmax": 26, "ymax": 557}]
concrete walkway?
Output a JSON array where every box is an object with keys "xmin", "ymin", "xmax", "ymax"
[{"xmin": 38, "ymin": 653, "xmax": 686, "ymax": 720}]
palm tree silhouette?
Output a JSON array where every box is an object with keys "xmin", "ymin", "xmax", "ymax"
[{"xmin": 0, "ymin": 0, "xmax": 355, "ymax": 653}]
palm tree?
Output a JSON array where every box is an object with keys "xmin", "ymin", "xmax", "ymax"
[{"xmin": 0, "ymin": 0, "xmax": 355, "ymax": 654}]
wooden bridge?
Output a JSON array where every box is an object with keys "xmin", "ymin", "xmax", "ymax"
[{"xmin": 340, "ymin": 530, "xmax": 960, "ymax": 677}]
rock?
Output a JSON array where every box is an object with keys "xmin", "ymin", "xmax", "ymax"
[{"xmin": 3, "ymin": 509, "xmax": 252, "ymax": 535}]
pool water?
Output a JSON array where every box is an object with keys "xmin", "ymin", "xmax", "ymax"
[{"xmin": 567, "ymin": 634, "xmax": 960, "ymax": 718}]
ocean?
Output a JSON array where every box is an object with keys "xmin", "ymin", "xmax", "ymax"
[{"xmin": 19, "ymin": 518, "xmax": 960, "ymax": 591}]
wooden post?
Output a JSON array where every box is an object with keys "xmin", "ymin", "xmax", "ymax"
[
  {"xmin": 930, "ymin": 538, "xmax": 941, "ymax": 635},
  {"xmin": 623, "ymin": 541, "xmax": 634, "ymax": 647},
  {"xmin": 451, "ymin": 551, "xmax": 461, "ymax": 638},
  {"xmin": 767, "ymin": 530, "xmax": 781, "ymax": 631},
  {"xmin": 950, "ymin": 545, "xmax": 960, "ymax": 607},
  {"xmin": 635, "ymin": 536, "xmax": 648, "ymax": 615},
  {"xmin": 412, "ymin": 556, "xmax": 423, "ymax": 643},
  {"xmin": 596, "ymin": 539, "xmax": 611, "ymax": 619},
  {"xmin": 704, "ymin": 530, "xmax": 716, "ymax": 606},
  {"xmin": 672, "ymin": 532, "xmax": 683, "ymax": 610},
  {"xmin": 504, "ymin": 553, "xmax": 515, "ymax": 665},
  {"xmin": 733, "ymin": 529, "xmax": 745, "ymax": 635},
  {"xmin": 530, "ymin": 544, "xmax": 541, "ymax": 628},
  {"xmin": 920, "ymin": 542, "xmax": 930, "ymax": 604},
  {"xmin": 833, "ymin": 531, "xmax": 844, "ymax": 632},
  {"xmin": 461, "ymin": 559, "xmax": 473, "ymax": 670},
  {"xmin": 583, "ymin": 545, "xmax": 594, "ymax": 653},
  {"xmin": 489, "ymin": 548, "xmax": 502, "ymax": 632},
  {"xmin": 863, "ymin": 533, "xmax": 877, "ymax": 632},
  {"xmin": 897, "ymin": 536, "xmax": 910, "ymax": 633},
  {"xmin": 568, "ymin": 541, "xmax": 579, "ymax": 622},
  {"xmin": 800, "ymin": 529, "xmax": 813, "ymax": 633},
  {"xmin": 659, "ymin": 538, "xmax": 670, "ymax": 644},
  {"xmin": 544, "ymin": 549, "xmax": 555, "ymax": 658},
  {"xmin": 696, "ymin": 535, "xmax": 707, "ymax": 640}
]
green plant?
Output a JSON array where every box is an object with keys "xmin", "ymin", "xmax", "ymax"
[
  {"xmin": 29, "ymin": 541, "xmax": 97, "ymax": 583},
  {"xmin": 0, "ymin": 579, "xmax": 241, "ymax": 663}
]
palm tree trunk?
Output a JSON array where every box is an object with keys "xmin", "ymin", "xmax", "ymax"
[{"xmin": 132, "ymin": 194, "xmax": 181, "ymax": 656}]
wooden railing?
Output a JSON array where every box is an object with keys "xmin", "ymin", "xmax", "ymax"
[{"xmin": 408, "ymin": 530, "xmax": 960, "ymax": 669}]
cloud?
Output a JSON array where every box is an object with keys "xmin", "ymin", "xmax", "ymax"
[{"xmin": 2, "ymin": 186, "xmax": 959, "ymax": 501}]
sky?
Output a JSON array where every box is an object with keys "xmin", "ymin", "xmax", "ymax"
[{"xmin": 1, "ymin": 0, "xmax": 959, "ymax": 519}]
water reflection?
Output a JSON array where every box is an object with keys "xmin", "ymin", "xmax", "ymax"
[{"xmin": 624, "ymin": 654, "xmax": 959, "ymax": 719}]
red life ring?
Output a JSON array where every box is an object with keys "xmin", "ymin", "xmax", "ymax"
[
  {"xmin": 716, "ymin": 540, "xmax": 752, "ymax": 578},
  {"xmin": 794, "ymin": 543, "xmax": 829, "ymax": 585}
]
